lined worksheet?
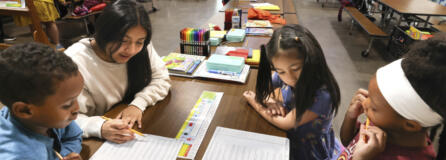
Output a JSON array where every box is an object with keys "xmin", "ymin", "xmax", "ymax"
[
  {"xmin": 203, "ymin": 127, "xmax": 289, "ymax": 160},
  {"xmin": 90, "ymin": 134, "xmax": 183, "ymax": 160}
]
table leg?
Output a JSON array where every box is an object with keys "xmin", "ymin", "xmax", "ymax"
[
  {"xmin": 424, "ymin": 16, "xmax": 431, "ymax": 28},
  {"xmin": 396, "ymin": 15, "xmax": 403, "ymax": 27}
]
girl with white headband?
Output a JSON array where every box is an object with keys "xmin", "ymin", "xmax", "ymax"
[{"xmin": 337, "ymin": 33, "xmax": 446, "ymax": 160}]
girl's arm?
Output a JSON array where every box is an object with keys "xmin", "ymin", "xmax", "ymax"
[
  {"xmin": 129, "ymin": 43, "xmax": 171, "ymax": 111},
  {"xmin": 340, "ymin": 89, "xmax": 368, "ymax": 146}
]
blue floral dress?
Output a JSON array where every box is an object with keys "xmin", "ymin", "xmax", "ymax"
[{"xmin": 272, "ymin": 73, "xmax": 342, "ymax": 160}]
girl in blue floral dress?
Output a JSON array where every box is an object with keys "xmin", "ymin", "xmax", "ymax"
[{"xmin": 243, "ymin": 24, "xmax": 342, "ymax": 160}]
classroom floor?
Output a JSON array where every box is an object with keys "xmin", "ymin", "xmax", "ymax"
[{"xmin": 1, "ymin": 0, "xmax": 441, "ymax": 152}]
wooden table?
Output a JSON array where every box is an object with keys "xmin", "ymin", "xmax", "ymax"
[
  {"xmin": 220, "ymin": 0, "xmax": 284, "ymax": 15},
  {"xmin": 0, "ymin": 0, "xmax": 50, "ymax": 49},
  {"xmin": 378, "ymin": 0, "xmax": 446, "ymax": 27},
  {"xmin": 80, "ymin": 70, "xmax": 286, "ymax": 160}
]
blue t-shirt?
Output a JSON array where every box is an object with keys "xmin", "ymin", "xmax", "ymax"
[
  {"xmin": 272, "ymin": 73, "xmax": 342, "ymax": 160},
  {"xmin": 0, "ymin": 107, "xmax": 83, "ymax": 160}
]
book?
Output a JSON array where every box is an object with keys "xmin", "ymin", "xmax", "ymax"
[
  {"xmin": 202, "ymin": 127, "xmax": 289, "ymax": 160},
  {"xmin": 250, "ymin": 3, "xmax": 280, "ymax": 11},
  {"xmin": 245, "ymin": 20, "xmax": 272, "ymax": 28},
  {"xmin": 162, "ymin": 53, "xmax": 206, "ymax": 77},
  {"xmin": 245, "ymin": 28, "xmax": 274, "ymax": 36}
]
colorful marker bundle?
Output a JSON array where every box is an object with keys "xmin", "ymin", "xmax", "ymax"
[{"xmin": 180, "ymin": 28, "xmax": 210, "ymax": 56}]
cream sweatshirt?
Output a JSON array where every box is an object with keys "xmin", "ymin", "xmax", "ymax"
[{"xmin": 65, "ymin": 38, "xmax": 171, "ymax": 138}]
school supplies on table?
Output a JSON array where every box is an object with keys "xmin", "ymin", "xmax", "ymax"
[
  {"xmin": 194, "ymin": 61, "xmax": 251, "ymax": 83},
  {"xmin": 176, "ymin": 91, "xmax": 224, "ymax": 159},
  {"xmin": 250, "ymin": 3, "xmax": 281, "ymax": 11},
  {"xmin": 180, "ymin": 28, "xmax": 210, "ymax": 56},
  {"xmin": 90, "ymin": 134, "xmax": 183, "ymax": 160},
  {"xmin": 226, "ymin": 29, "xmax": 246, "ymax": 42},
  {"xmin": 162, "ymin": 53, "xmax": 206, "ymax": 77},
  {"xmin": 246, "ymin": 49, "xmax": 261, "ymax": 65},
  {"xmin": 245, "ymin": 20, "xmax": 273, "ymax": 28},
  {"xmin": 245, "ymin": 28, "xmax": 274, "ymax": 36},
  {"xmin": 210, "ymin": 30, "xmax": 227, "ymax": 46},
  {"xmin": 207, "ymin": 54, "xmax": 245, "ymax": 73},
  {"xmin": 202, "ymin": 127, "xmax": 290, "ymax": 160}
]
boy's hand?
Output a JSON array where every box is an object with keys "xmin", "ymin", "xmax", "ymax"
[
  {"xmin": 118, "ymin": 105, "xmax": 143, "ymax": 129},
  {"xmin": 63, "ymin": 152, "xmax": 82, "ymax": 160},
  {"xmin": 347, "ymin": 89, "xmax": 368, "ymax": 119},
  {"xmin": 101, "ymin": 119, "xmax": 135, "ymax": 144},
  {"xmin": 352, "ymin": 124, "xmax": 387, "ymax": 160}
]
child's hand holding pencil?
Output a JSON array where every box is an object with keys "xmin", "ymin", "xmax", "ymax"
[
  {"xmin": 100, "ymin": 116, "xmax": 143, "ymax": 144},
  {"xmin": 352, "ymin": 124, "xmax": 387, "ymax": 160}
]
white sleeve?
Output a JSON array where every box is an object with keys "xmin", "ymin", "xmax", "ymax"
[
  {"xmin": 74, "ymin": 88, "xmax": 106, "ymax": 138},
  {"xmin": 130, "ymin": 43, "xmax": 171, "ymax": 111}
]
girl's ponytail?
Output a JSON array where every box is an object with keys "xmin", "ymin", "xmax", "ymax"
[{"xmin": 255, "ymin": 44, "xmax": 273, "ymax": 106}]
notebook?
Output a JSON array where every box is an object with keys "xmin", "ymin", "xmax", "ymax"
[{"xmin": 202, "ymin": 127, "xmax": 289, "ymax": 160}]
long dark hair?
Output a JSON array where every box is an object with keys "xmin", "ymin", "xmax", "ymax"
[
  {"xmin": 401, "ymin": 33, "xmax": 446, "ymax": 160},
  {"xmin": 256, "ymin": 24, "xmax": 340, "ymax": 120},
  {"xmin": 94, "ymin": 0, "xmax": 152, "ymax": 104}
]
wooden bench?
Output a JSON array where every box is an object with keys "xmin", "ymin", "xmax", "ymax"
[
  {"xmin": 344, "ymin": 6, "xmax": 388, "ymax": 57},
  {"xmin": 434, "ymin": 24, "xmax": 446, "ymax": 32},
  {"xmin": 63, "ymin": 11, "xmax": 102, "ymax": 36}
]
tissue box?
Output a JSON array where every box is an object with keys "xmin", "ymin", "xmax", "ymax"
[
  {"xmin": 226, "ymin": 29, "xmax": 245, "ymax": 42},
  {"xmin": 206, "ymin": 54, "xmax": 245, "ymax": 73}
]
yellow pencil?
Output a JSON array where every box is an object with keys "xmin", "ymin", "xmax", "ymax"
[
  {"xmin": 53, "ymin": 149, "xmax": 63, "ymax": 160},
  {"xmin": 365, "ymin": 118, "xmax": 370, "ymax": 130},
  {"xmin": 101, "ymin": 116, "xmax": 145, "ymax": 137}
]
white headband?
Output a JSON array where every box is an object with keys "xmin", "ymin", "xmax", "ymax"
[{"xmin": 376, "ymin": 59, "xmax": 443, "ymax": 127}]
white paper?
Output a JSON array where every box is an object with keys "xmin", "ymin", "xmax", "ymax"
[
  {"xmin": 203, "ymin": 127, "xmax": 289, "ymax": 160},
  {"xmin": 177, "ymin": 91, "xmax": 224, "ymax": 159},
  {"xmin": 90, "ymin": 134, "xmax": 183, "ymax": 160}
]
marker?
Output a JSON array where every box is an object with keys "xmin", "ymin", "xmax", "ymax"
[{"xmin": 101, "ymin": 116, "xmax": 145, "ymax": 137}]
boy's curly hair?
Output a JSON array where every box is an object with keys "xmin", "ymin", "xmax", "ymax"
[{"xmin": 0, "ymin": 42, "xmax": 78, "ymax": 107}]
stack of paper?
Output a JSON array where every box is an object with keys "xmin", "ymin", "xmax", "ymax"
[
  {"xmin": 203, "ymin": 127, "xmax": 289, "ymax": 160},
  {"xmin": 206, "ymin": 54, "xmax": 245, "ymax": 73},
  {"xmin": 90, "ymin": 134, "xmax": 183, "ymax": 160},
  {"xmin": 226, "ymin": 29, "xmax": 246, "ymax": 42},
  {"xmin": 245, "ymin": 20, "xmax": 272, "ymax": 28}
]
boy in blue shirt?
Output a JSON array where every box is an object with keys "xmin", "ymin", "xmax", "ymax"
[{"xmin": 0, "ymin": 42, "xmax": 84, "ymax": 160}]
